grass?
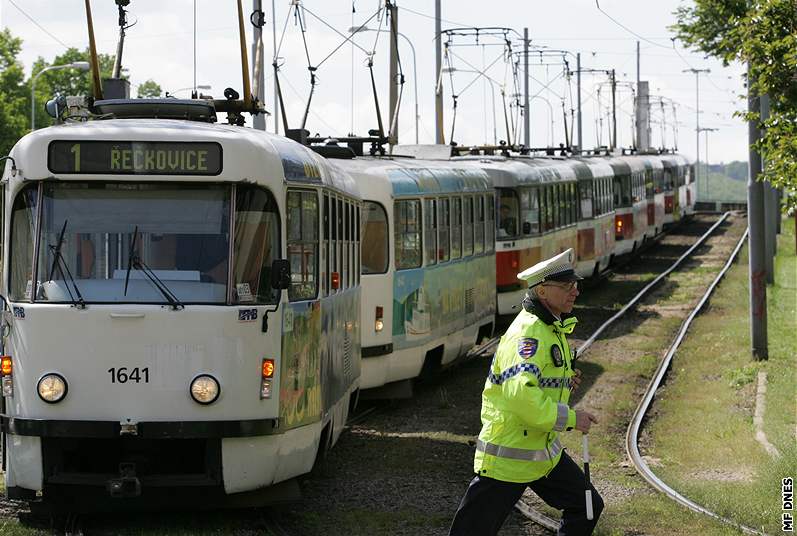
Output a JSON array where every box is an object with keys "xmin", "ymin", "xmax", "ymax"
[
  {"xmin": 697, "ymin": 172, "xmax": 748, "ymax": 203},
  {"xmin": 541, "ymin": 216, "xmax": 791, "ymax": 535},
  {"xmin": 646, "ymin": 215, "xmax": 796, "ymax": 534}
]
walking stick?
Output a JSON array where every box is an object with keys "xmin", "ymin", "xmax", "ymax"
[{"xmin": 582, "ymin": 433, "xmax": 594, "ymax": 520}]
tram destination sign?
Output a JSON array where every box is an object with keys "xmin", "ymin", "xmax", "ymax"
[{"xmin": 48, "ymin": 141, "xmax": 222, "ymax": 176}]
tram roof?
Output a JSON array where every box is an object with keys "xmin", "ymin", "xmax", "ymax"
[
  {"xmin": 5, "ymin": 119, "xmax": 360, "ymax": 198},
  {"xmin": 330, "ymin": 156, "xmax": 491, "ymax": 197}
]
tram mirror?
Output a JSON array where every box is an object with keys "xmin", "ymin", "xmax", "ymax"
[
  {"xmin": 523, "ymin": 222, "xmax": 532, "ymax": 235},
  {"xmin": 270, "ymin": 259, "xmax": 290, "ymax": 290}
]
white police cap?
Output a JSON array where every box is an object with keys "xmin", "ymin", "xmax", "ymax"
[{"xmin": 516, "ymin": 248, "xmax": 583, "ymax": 288}]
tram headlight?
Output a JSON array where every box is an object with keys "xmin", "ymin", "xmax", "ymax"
[
  {"xmin": 190, "ymin": 374, "xmax": 220, "ymax": 405},
  {"xmin": 375, "ymin": 306, "xmax": 384, "ymax": 332},
  {"xmin": 37, "ymin": 373, "xmax": 67, "ymax": 404}
]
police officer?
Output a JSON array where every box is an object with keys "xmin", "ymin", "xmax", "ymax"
[{"xmin": 449, "ymin": 248, "xmax": 604, "ymax": 536}]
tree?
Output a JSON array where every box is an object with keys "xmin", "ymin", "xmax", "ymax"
[
  {"xmin": 30, "ymin": 48, "xmax": 116, "ymax": 130},
  {"xmin": 0, "ymin": 29, "xmax": 29, "ymax": 158},
  {"xmin": 137, "ymin": 79, "xmax": 162, "ymax": 98},
  {"xmin": 673, "ymin": 0, "xmax": 797, "ymax": 210}
]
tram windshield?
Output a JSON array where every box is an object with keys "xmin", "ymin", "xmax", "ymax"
[{"xmin": 19, "ymin": 183, "xmax": 231, "ymax": 304}]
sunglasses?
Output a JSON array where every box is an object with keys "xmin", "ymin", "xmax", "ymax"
[{"xmin": 542, "ymin": 281, "xmax": 578, "ymax": 291}]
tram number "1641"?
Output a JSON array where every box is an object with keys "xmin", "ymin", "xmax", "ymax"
[{"xmin": 107, "ymin": 367, "xmax": 150, "ymax": 384}]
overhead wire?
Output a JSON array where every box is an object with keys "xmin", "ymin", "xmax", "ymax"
[{"xmin": 8, "ymin": 0, "xmax": 69, "ymax": 48}]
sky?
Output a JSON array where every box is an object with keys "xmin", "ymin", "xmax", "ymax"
[{"xmin": 0, "ymin": 0, "xmax": 747, "ymax": 164}]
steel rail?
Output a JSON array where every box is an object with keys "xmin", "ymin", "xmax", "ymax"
[
  {"xmin": 514, "ymin": 212, "xmax": 741, "ymax": 532},
  {"xmin": 625, "ymin": 228, "xmax": 770, "ymax": 536},
  {"xmin": 578, "ymin": 212, "xmax": 730, "ymax": 356}
]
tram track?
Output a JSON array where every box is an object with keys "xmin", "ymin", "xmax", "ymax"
[{"xmin": 514, "ymin": 213, "xmax": 764, "ymax": 534}]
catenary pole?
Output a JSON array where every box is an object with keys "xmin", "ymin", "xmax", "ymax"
[
  {"xmin": 577, "ymin": 53, "xmax": 582, "ymax": 153},
  {"xmin": 272, "ymin": 0, "xmax": 278, "ymax": 133},
  {"xmin": 610, "ymin": 69, "xmax": 617, "ymax": 150},
  {"xmin": 746, "ymin": 64, "xmax": 768, "ymax": 360},
  {"xmin": 523, "ymin": 27, "xmax": 530, "ymax": 149},
  {"xmin": 435, "ymin": 0, "xmax": 443, "ymax": 144},
  {"xmin": 760, "ymin": 94, "xmax": 775, "ymax": 284},
  {"xmin": 683, "ymin": 68, "xmax": 710, "ymax": 191}
]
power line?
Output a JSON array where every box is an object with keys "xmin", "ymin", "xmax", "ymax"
[
  {"xmin": 593, "ymin": 1, "xmax": 670, "ymax": 50},
  {"xmin": 8, "ymin": 0, "xmax": 69, "ymax": 48},
  {"xmin": 399, "ymin": 5, "xmax": 469, "ymax": 28}
]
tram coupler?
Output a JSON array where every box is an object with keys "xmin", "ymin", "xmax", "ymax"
[{"xmin": 107, "ymin": 462, "xmax": 141, "ymax": 498}]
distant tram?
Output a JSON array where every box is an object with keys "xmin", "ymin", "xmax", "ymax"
[{"xmin": 339, "ymin": 158, "xmax": 495, "ymax": 393}]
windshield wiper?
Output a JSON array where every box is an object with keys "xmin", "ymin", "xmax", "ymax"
[
  {"xmin": 47, "ymin": 219, "xmax": 85, "ymax": 309},
  {"xmin": 123, "ymin": 225, "xmax": 139, "ymax": 297},
  {"xmin": 123, "ymin": 226, "xmax": 184, "ymax": 310}
]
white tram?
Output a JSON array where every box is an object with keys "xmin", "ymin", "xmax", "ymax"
[
  {"xmin": 0, "ymin": 101, "xmax": 361, "ymax": 505},
  {"xmin": 337, "ymin": 157, "xmax": 495, "ymax": 393}
]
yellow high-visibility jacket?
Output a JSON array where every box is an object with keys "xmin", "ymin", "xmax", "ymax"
[{"xmin": 474, "ymin": 299, "xmax": 577, "ymax": 483}]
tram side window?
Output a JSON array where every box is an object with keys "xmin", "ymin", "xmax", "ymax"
[
  {"xmin": 341, "ymin": 199, "xmax": 351, "ymax": 288},
  {"xmin": 613, "ymin": 177, "xmax": 620, "ymax": 207},
  {"xmin": 565, "ymin": 182, "xmax": 578, "ymax": 224},
  {"xmin": 552, "ymin": 185, "xmax": 560, "ymax": 229},
  {"xmin": 330, "ymin": 195, "xmax": 337, "ymax": 292},
  {"xmin": 424, "ymin": 199, "xmax": 437, "ymax": 266},
  {"xmin": 323, "ymin": 194, "xmax": 329, "ymax": 295},
  {"xmin": 543, "ymin": 186, "xmax": 552, "ymax": 231},
  {"xmin": 474, "ymin": 196, "xmax": 485, "ymax": 254},
  {"xmin": 9, "ymin": 184, "xmax": 38, "ymax": 301},
  {"xmin": 286, "ymin": 190, "xmax": 319, "ymax": 301},
  {"xmin": 337, "ymin": 198, "xmax": 344, "ymax": 289},
  {"xmin": 579, "ymin": 180, "xmax": 593, "ymax": 219},
  {"xmin": 463, "ymin": 197, "xmax": 474, "ymax": 256},
  {"xmin": 394, "ymin": 200, "xmax": 421, "ymax": 270},
  {"xmin": 438, "ymin": 198, "xmax": 450, "ymax": 262},
  {"xmin": 520, "ymin": 188, "xmax": 540, "ymax": 235},
  {"xmin": 451, "ymin": 197, "xmax": 462, "ymax": 259},
  {"xmin": 350, "ymin": 203, "xmax": 357, "ymax": 285},
  {"xmin": 636, "ymin": 173, "xmax": 644, "ymax": 201},
  {"xmin": 663, "ymin": 170, "xmax": 673, "ymax": 192},
  {"xmin": 355, "ymin": 204, "xmax": 361, "ymax": 284},
  {"xmin": 485, "ymin": 194, "xmax": 495, "ymax": 252},
  {"xmin": 497, "ymin": 189, "xmax": 519, "ymax": 238},
  {"xmin": 232, "ymin": 185, "xmax": 281, "ymax": 304},
  {"xmin": 362, "ymin": 201, "xmax": 388, "ymax": 274}
]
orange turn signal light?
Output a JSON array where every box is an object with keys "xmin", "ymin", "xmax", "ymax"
[
  {"xmin": 262, "ymin": 359, "xmax": 275, "ymax": 378},
  {"xmin": 331, "ymin": 272, "xmax": 340, "ymax": 290},
  {"xmin": 1, "ymin": 356, "xmax": 12, "ymax": 376}
]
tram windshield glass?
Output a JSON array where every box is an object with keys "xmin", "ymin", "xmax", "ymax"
[{"xmin": 26, "ymin": 182, "xmax": 231, "ymax": 304}]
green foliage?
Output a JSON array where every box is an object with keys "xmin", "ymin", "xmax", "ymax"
[
  {"xmin": 721, "ymin": 160, "xmax": 748, "ymax": 181},
  {"xmin": 673, "ymin": 0, "xmax": 797, "ymax": 210},
  {"xmin": 725, "ymin": 363, "xmax": 759, "ymax": 388},
  {"xmin": 137, "ymin": 79, "xmax": 162, "ymax": 98},
  {"xmin": 31, "ymin": 48, "xmax": 116, "ymax": 130},
  {"xmin": 0, "ymin": 28, "xmax": 163, "ymax": 157},
  {"xmin": 0, "ymin": 29, "xmax": 29, "ymax": 158}
]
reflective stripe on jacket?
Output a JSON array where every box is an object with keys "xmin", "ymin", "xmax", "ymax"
[{"xmin": 474, "ymin": 299, "xmax": 577, "ymax": 483}]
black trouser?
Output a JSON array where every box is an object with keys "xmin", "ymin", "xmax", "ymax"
[{"xmin": 448, "ymin": 451, "xmax": 604, "ymax": 536}]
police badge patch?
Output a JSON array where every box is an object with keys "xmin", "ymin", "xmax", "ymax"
[
  {"xmin": 551, "ymin": 345, "xmax": 563, "ymax": 367},
  {"xmin": 518, "ymin": 338, "xmax": 538, "ymax": 358}
]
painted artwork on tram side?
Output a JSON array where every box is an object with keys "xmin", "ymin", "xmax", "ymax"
[
  {"xmin": 391, "ymin": 255, "xmax": 494, "ymax": 350},
  {"xmin": 279, "ymin": 301, "xmax": 322, "ymax": 429}
]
